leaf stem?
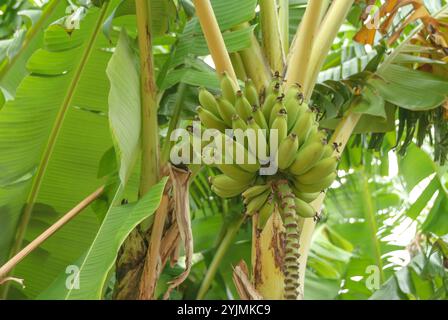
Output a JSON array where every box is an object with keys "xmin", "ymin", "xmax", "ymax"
[
  {"xmin": 285, "ymin": 0, "xmax": 324, "ymax": 89},
  {"xmin": 259, "ymin": 0, "xmax": 285, "ymax": 73},
  {"xmin": 303, "ymin": 0, "xmax": 355, "ymax": 100},
  {"xmin": 196, "ymin": 215, "xmax": 245, "ymax": 300},
  {"xmin": 135, "ymin": 0, "xmax": 160, "ymax": 196},
  {"xmin": 192, "ymin": 0, "xmax": 239, "ymax": 89}
]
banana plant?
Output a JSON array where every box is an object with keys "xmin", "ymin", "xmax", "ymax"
[{"xmin": 0, "ymin": 0, "xmax": 447, "ymax": 301}]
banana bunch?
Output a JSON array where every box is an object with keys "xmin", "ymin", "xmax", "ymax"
[{"xmin": 195, "ymin": 72, "xmax": 338, "ymax": 225}]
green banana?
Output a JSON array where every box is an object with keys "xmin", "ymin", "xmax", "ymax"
[
  {"xmin": 248, "ymin": 116, "xmax": 269, "ymax": 163},
  {"xmin": 258, "ymin": 196, "xmax": 275, "ymax": 229},
  {"xmin": 211, "ymin": 185, "xmax": 246, "ymax": 198},
  {"xmin": 266, "ymin": 79, "xmax": 282, "ymax": 96},
  {"xmin": 292, "ymin": 189, "xmax": 321, "ymax": 203},
  {"xmin": 214, "ymin": 148, "xmax": 256, "ymax": 184},
  {"xmin": 243, "ymin": 184, "xmax": 270, "ymax": 202},
  {"xmin": 246, "ymin": 189, "xmax": 271, "ymax": 215},
  {"xmin": 221, "ymin": 72, "xmax": 236, "ymax": 104},
  {"xmin": 296, "ymin": 156, "xmax": 338, "ymax": 185},
  {"xmin": 284, "ymin": 96, "xmax": 300, "ymax": 130},
  {"xmin": 262, "ymin": 91, "xmax": 279, "ymax": 120},
  {"xmin": 288, "ymin": 141, "xmax": 325, "ymax": 176},
  {"xmin": 271, "ymin": 109, "xmax": 288, "ymax": 142},
  {"xmin": 232, "ymin": 114, "xmax": 248, "ymax": 132},
  {"xmin": 222, "ymin": 136, "xmax": 260, "ymax": 173},
  {"xmin": 252, "ymin": 106, "xmax": 269, "ymax": 131},
  {"xmin": 199, "ymin": 88, "xmax": 220, "ymax": 116},
  {"xmin": 294, "ymin": 197, "xmax": 316, "ymax": 218},
  {"xmin": 215, "ymin": 163, "xmax": 256, "ymax": 184},
  {"xmin": 247, "ymin": 117, "xmax": 261, "ymax": 157},
  {"xmin": 216, "ymin": 97, "xmax": 235, "ymax": 126},
  {"xmin": 197, "ymin": 106, "xmax": 227, "ymax": 132},
  {"xmin": 277, "ymin": 134, "xmax": 299, "ymax": 170},
  {"xmin": 210, "ymin": 174, "xmax": 251, "ymax": 192},
  {"xmin": 291, "ymin": 110, "xmax": 314, "ymax": 145},
  {"xmin": 235, "ymin": 91, "xmax": 253, "ymax": 120},
  {"xmin": 321, "ymin": 143, "xmax": 335, "ymax": 159},
  {"xmin": 293, "ymin": 172, "xmax": 337, "ymax": 193},
  {"xmin": 269, "ymin": 100, "xmax": 284, "ymax": 127},
  {"xmin": 244, "ymin": 79, "xmax": 260, "ymax": 106},
  {"xmin": 285, "ymin": 83, "xmax": 302, "ymax": 101},
  {"xmin": 304, "ymin": 128, "xmax": 327, "ymax": 147}
]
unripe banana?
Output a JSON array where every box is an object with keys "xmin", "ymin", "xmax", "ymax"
[
  {"xmin": 285, "ymin": 83, "xmax": 302, "ymax": 101},
  {"xmin": 222, "ymin": 135, "xmax": 260, "ymax": 173},
  {"xmin": 197, "ymin": 106, "xmax": 227, "ymax": 132},
  {"xmin": 243, "ymin": 184, "xmax": 270, "ymax": 202},
  {"xmin": 252, "ymin": 106, "xmax": 269, "ymax": 131},
  {"xmin": 244, "ymin": 79, "xmax": 260, "ymax": 107},
  {"xmin": 269, "ymin": 100, "xmax": 284, "ymax": 128},
  {"xmin": 291, "ymin": 110, "xmax": 314, "ymax": 145},
  {"xmin": 235, "ymin": 91, "xmax": 253, "ymax": 120},
  {"xmin": 294, "ymin": 197, "xmax": 316, "ymax": 218},
  {"xmin": 214, "ymin": 149, "xmax": 256, "ymax": 184},
  {"xmin": 199, "ymin": 88, "xmax": 220, "ymax": 116},
  {"xmin": 247, "ymin": 117, "xmax": 261, "ymax": 157},
  {"xmin": 284, "ymin": 97, "xmax": 300, "ymax": 130},
  {"xmin": 321, "ymin": 143, "xmax": 335, "ymax": 158},
  {"xmin": 262, "ymin": 91, "xmax": 279, "ymax": 120},
  {"xmin": 297, "ymin": 156, "xmax": 338, "ymax": 185},
  {"xmin": 288, "ymin": 141, "xmax": 325, "ymax": 176},
  {"xmin": 277, "ymin": 134, "xmax": 299, "ymax": 170},
  {"xmin": 246, "ymin": 189, "xmax": 270, "ymax": 215},
  {"xmin": 216, "ymin": 97, "xmax": 235, "ymax": 126},
  {"xmin": 232, "ymin": 114, "xmax": 248, "ymax": 132},
  {"xmin": 293, "ymin": 172, "xmax": 337, "ymax": 193},
  {"xmin": 258, "ymin": 195, "xmax": 275, "ymax": 229},
  {"xmin": 304, "ymin": 128, "xmax": 327, "ymax": 147},
  {"xmin": 248, "ymin": 116, "xmax": 269, "ymax": 163},
  {"xmin": 266, "ymin": 79, "xmax": 282, "ymax": 96},
  {"xmin": 221, "ymin": 72, "xmax": 236, "ymax": 104},
  {"xmin": 210, "ymin": 174, "xmax": 251, "ymax": 193},
  {"xmin": 291, "ymin": 189, "xmax": 321, "ymax": 203},
  {"xmin": 271, "ymin": 109, "xmax": 288, "ymax": 142},
  {"xmin": 211, "ymin": 185, "xmax": 245, "ymax": 199}
]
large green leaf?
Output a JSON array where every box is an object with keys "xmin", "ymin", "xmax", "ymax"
[
  {"xmin": 106, "ymin": 30, "xmax": 140, "ymax": 184},
  {"xmin": 370, "ymin": 64, "xmax": 448, "ymax": 111},
  {"xmin": 0, "ymin": 0, "xmax": 67, "ymax": 101},
  {"xmin": 64, "ymin": 177, "xmax": 167, "ymax": 299},
  {"xmin": 0, "ymin": 5, "xmax": 115, "ymax": 298},
  {"xmin": 325, "ymin": 171, "xmax": 405, "ymax": 299}
]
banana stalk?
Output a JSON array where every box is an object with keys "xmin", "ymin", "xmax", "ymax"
[
  {"xmin": 251, "ymin": 210, "xmax": 285, "ymax": 299},
  {"xmin": 285, "ymin": 0, "xmax": 323, "ymax": 88},
  {"xmin": 193, "ymin": 0, "xmax": 239, "ymax": 89},
  {"xmin": 276, "ymin": 181, "xmax": 302, "ymax": 299},
  {"xmin": 303, "ymin": 0, "xmax": 355, "ymax": 99}
]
